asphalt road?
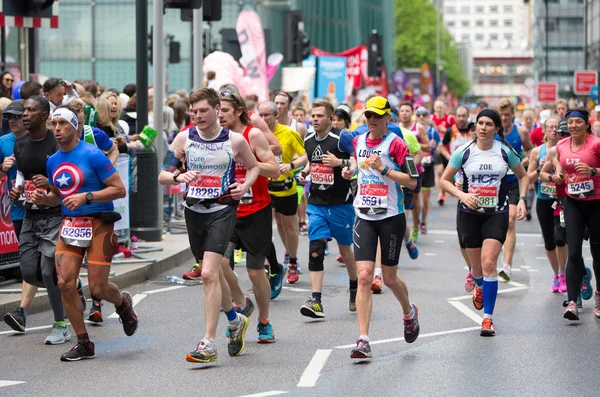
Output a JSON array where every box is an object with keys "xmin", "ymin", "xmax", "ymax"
[{"xmin": 1, "ymin": 195, "xmax": 600, "ymax": 397}]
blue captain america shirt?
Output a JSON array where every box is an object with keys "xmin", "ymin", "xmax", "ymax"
[{"xmin": 46, "ymin": 140, "xmax": 116, "ymax": 216}]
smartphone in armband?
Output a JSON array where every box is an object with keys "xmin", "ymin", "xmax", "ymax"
[{"xmin": 402, "ymin": 156, "xmax": 419, "ymax": 178}]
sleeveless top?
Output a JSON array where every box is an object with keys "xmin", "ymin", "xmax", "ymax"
[
  {"xmin": 556, "ymin": 134, "xmax": 600, "ymax": 201},
  {"xmin": 537, "ymin": 143, "xmax": 557, "ymax": 201},
  {"xmin": 235, "ymin": 125, "xmax": 271, "ymax": 218}
]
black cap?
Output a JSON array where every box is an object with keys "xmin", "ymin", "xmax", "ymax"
[
  {"xmin": 557, "ymin": 118, "xmax": 569, "ymax": 134},
  {"xmin": 467, "ymin": 121, "xmax": 476, "ymax": 130},
  {"xmin": 3, "ymin": 99, "xmax": 25, "ymax": 116}
]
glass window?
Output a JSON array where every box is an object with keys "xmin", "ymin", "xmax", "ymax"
[
  {"xmin": 447, "ymin": 21, "xmax": 455, "ymax": 27},
  {"xmin": 475, "ymin": 6, "xmax": 484, "ymax": 13},
  {"xmin": 461, "ymin": 6, "xmax": 469, "ymax": 13},
  {"xmin": 445, "ymin": 6, "xmax": 455, "ymax": 13},
  {"xmin": 503, "ymin": 5, "xmax": 513, "ymax": 12},
  {"xmin": 504, "ymin": 33, "xmax": 513, "ymax": 41},
  {"xmin": 490, "ymin": 5, "xmax": 498, "ymax": 12},
  {"xmin": 504, "ymin": 19, "xmax": 512, "ymax": 27},
  {"xmin": 462, "ymin": 20, "xmax": 470, "ymax": 27},
  {"xmin": 476, "ymin": 20, "xmax": 484, "ymax": 27},
  {"xmin": 490, "ymin": 20, "xmax": 498, "ymax": 27},
  {"xmin": 475, "ymin": 34, "xmax": 484, "ymax": 41},
  {"xmin": 39, "ymin": 5, "xmax": 91, "ymax": 60},
  {"xmin": 461, "ymin": 34, "xmax": 470, "ymax": 42},
  {"xmin": 490, "ymin": 33, "xmax": 499, "ymax": 41}
]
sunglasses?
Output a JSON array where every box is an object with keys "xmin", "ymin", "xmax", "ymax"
[
  {"xmin": 365, "ymin": 112, "xmax": 385, "ymax": 120},
  {"xmin": 4, "ymin": 78, "xmax": 13, "ymax": 83},
  {"xmin": 416, "ymin": 112, "xmax": 428, "ymax": 117},
  {"xmin": 5, "ymin": 114, "xmax": 21, "ymax": 120}
]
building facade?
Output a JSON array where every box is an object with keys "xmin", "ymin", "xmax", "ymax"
[
  {"xmin": 442, "ymin": 0, "xmax": 533, "ymax": 101},
  {"xmin": 585, "ymin": 0, "xmax": 600, "ymax": 72},
  {"xmin": 3, "ymin": 0, "xmax": 394, "ymax": 93}
]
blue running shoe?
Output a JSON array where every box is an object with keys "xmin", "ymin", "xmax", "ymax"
[
  {"xmin": 324, "ymin": 243, "xmax": 330, "ymax": 256},
  {"xmin": 270, "ymin": 264, "xmax": 285, "ymax": 300},
  {"xmin": 234, "ymin": 297, "xmax": 255, "ymax": 318},
  {"xmin": 581, "ymin": 267, "xmax": 593, "ymax": 300},
  {"xmin": 257, "ymin": 320, "xmax": 275, "ymax": 343},
  {"xmin": 405, "ymin": 240, "xmax": 419, "ymax": 260}
]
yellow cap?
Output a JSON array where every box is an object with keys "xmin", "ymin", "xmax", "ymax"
[{"xmin": 363, "ymin": 96, "xmax": 391, "ymax": 115}]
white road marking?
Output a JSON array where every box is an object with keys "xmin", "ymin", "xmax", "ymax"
[
  {"xmin": 108, "ymin": 293, "xmax": 147, "ymax": 319},
  {"xmin": 526, "ymin": 269, "xmax": 539, "ymax": 272},
  {"xmin": 334, "ymin": 326, "xmax": 480, "ymax": 349},
  {"xmin": 521, "ymin": 266, "xmax": 532, "ymax": 269},
  {"xmin": 427, "ymin": 229, "xmax": 541, "ymax": 238},
  {"xmin": 434, "ymin": 240, "xmax": 445, "ymax": 243},
  {"xmin": 535, "ymin": 244, "xmax": 544, "ymax": 247},
  {"xmin": 424, "ymin": 253, "xmax": 436, "ymax": 256},
  {"xmin": 144, "ymin": 286, "xmax": 185, "ymax": 295},
  {"xmin": 536, "ymin": 257, "xmax": 547, "ymax": 260},
  {"xmin": 237, "ymin": 391, "xmax": 288, "ymax": 397},
  {"xmin": 282, "ymin": 286, "xmax": 312, "ymax": 292},
  {"xmin": 448, "ymin": 301, "xmax": 483, "ymax": 325},
  {"xmin": 0, "ymin": 381, "xmax": 25, "ymax": 388},
  {"xmin": 508, "ymin": 281, "xmax": 528, "ymax": 288},
  {"xmin": 297, "ymin": 349, "xmax": 332, "ymax": 388}
]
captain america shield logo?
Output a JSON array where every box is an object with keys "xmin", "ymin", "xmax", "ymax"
[{"xmin": 52, "ymin": 163, "xmax": 84, "ymax": 196}]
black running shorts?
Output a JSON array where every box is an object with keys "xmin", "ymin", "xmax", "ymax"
[
  {"xmin": 185, "ymin": 206, "xmax": 237, "ymax": 259},
  {"xmin": 457, "ymin": 210, "xmax": 509, "ymax": 248},
  {"xmin": 353, "ymin": 214, "xmax": 406, "ymax": 266}
]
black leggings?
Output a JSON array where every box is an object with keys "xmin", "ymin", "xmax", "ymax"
[
  {"xmin": 536, "ymin": 199, "xmax": 565, "ymax": 251},
  {"xmin": 563, "ymin": 196, "xmax": 600, "ymax": 302}
]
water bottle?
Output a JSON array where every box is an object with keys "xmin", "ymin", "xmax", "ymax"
[
  {"xmin": 130, "ymin": 235, "xmax": 139, "ymax": 251},
  {"xmin": 167, "ymin": 275, "xmax": 201, "ymax": 285}
]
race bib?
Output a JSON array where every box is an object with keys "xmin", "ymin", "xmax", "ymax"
[
  {"xmin": 188, "ymin": 175, "xmax": 222, "ymax": 199},
  {"xmin": 60, "ymin": 217, "xmax": 93, "ymax": 247},
  {"xmin": 469, "ymin": 186, "xmax": 498, "ymax": 208},
  {"xmin": 567, "ymin": 175, "xmax": 594, "ymax": 197},
  {"xmin": 358, "ymin": 183, "xmax": 388, "ymax": 214},
  {"xmin": 540, "ymin": 181, "xmax": 557, "ymax": 198},
  {"xmin": 236, "ymin": 177, "xmax": 253, "ymax": 203},
  {"xmin": 310, "ymin": 163, "xmax": 334, "ymax": 186}
]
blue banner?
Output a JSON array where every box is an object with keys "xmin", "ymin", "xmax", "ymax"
[{"xmin": 316, "ymin": 56, "xmax": 346, "ymax": 105}]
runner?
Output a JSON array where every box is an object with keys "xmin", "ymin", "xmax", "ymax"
[
  {"xmin": 298, "ymin": 99, "xmax": 358, "ymax": 318},
  {"xmin": 159, "ymin": 88, "xmax": 261, "ymax": 363},
  {"xmin": 526, "ymin": 116, "xmax": 567, "ymax": 292},
  {"xmin": 217, "ymin": 89, "xmax": 282, "ymax": 343},
  {"xmin": 540, "ymin": 109, "xmax": 600, "ymax": 320},
  {"xmin": 430, "ymin": 100, "xmax": 456, "ymax": 206},
  {"xmin": 344, "ymin": 96, "xmax": 420, "ymax": 359},
  {"xmin": 495, "ymin": 98, "xmax": 534, "ymax": 282},
  {"xmin": 441, "ymin": 108, "xmax": 528, "ymax": 336},
  {"xmin": 259, "ymin": 100, "xmax": 308, "ymax": 284},
  {"xmin": 32, "ymin": 106, "xmax": 138, "ymax": 361},
  {"xmin": 7, "ymin": 96, "xmax": 73, "ymax": 345}
]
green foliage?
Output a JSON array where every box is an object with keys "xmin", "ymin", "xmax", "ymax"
[{"xmin": 395, "ymin": 0, "xmax": 470, "ymax": 98}]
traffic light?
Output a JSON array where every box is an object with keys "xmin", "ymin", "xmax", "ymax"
[
  {"xmin": 169, "ymin": 39, "xmax": 181, "ymax": 64},
  {"xmin": 367, "ymin": 30, "xmax": 383, "ymax": 78},
  {"xmin": 285, "ymin": 11, "xmax": 311, "ymax": 64},
  {"xmin": 25, "ymin": 0, "xmax": 54, "ymax": 15},
  {"xmin": 148, "ymin": 26, "xmax": 153, "ymax": 65},
  {"xmin": 3, "ymin": 0, "xmax": 54, "ymax": 17},
  {"xmin": 164, "ymin": 0, "xmax": 203, "ymax": 9},
  {"xmin": 179, "ymin": 0, "xmax": 222, "ymax": 21}
]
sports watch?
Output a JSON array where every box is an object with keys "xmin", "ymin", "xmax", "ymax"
[{"xmin": 85, "ymin": 192, "xmax": 93, "ymax": 205}]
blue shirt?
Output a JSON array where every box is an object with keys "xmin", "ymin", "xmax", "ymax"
[
  {"xmin": 46, "ymin": 140, "xmax": 116, "ymax": 216},
  {"xmin": 82, "ymin": 126, "xmax": 113, "ymax": 152},
  {"xmin": 352, "ymin": 122, "xmax": 403, "ymax": 138},
  {"xmin": 0, "ymin": 133, "xmax": 24, "ymax": 220}
]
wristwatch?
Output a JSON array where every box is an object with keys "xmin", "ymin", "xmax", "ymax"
[
  {"xmin": 85, "ymin": 192, "xmax": 93, "ymax": 205},
  {"xmin": 592, "ymin": 168, "xmax": 597, "ymax": 177},
  {"xmin": 519, "ymin": 196, "xmax": 527, "ymax": 203},
  {"xmin": 172, "ymin": 170, "xmax": 181, "ymax": 183}
]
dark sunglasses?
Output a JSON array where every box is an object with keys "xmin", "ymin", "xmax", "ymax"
[
  {"xmin": 3, "ymin": 78, "xmax": 14, "ymax": 83},
  {"xmin": 365, "ymin": 112, "xmax": 385, "ymax": 120},
  {"xmin": 5, "ymin": 114, "xmax": 22, "ymax": 120},
  {"xmin": 416, "ymin": 112, "xmax": 429, "ymax": 117}
]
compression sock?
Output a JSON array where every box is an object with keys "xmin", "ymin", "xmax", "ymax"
[
  {"xmin": 482, "ymin": 276, "xmax": 499, "ymax": 318},
  {"xmin": 349, "ymin": 278, "xmax": 358, "ymax": 290},
  {"xmin": 472, "ymin": 275, "xmax": 483, "ymax": 288},
  {"xmin": 312, "ymin": 292, "xmax": 322, "ymax": 303}
]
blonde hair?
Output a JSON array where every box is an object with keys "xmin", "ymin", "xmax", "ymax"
[
  {"xmin": 67, "ymin": 97, "xmax": 85, "ymax": 116},
  {"xmin": 497, "ymin": 98, "xmax": 515, "ymax": 113},
  {"xmin": 95, "ymin": 96, "xmax": 117, "ymax": 133},
  {"xmin": 100, "ymin": 91, "xmax": 122, "ymax": 124}
]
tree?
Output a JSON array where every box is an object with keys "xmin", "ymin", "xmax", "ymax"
[{"xmin": 395, "ymin": 0, "xmax": 470, "ymax": 98}]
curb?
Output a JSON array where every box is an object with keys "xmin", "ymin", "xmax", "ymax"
[{"xmin": 0, "ymin": 247, "xmax": 194, "ymax": 318}]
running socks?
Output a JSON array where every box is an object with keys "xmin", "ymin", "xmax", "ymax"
[
  {"xmin": 77, "ymin": 333, "xmax": 92, "ymax": 347},
  {"xmin": 472, "ymin": 275, "xmax": 483, "ymax": 288},
  {"xmin": 290, "ymin": 257, "xmax": 298, "ymax": 265},
  {"xmin": 373, "ymin": 268, "xmax": 382, "ymax": 279},
  {"xmin": 224, "ymin": 308, "xmax": 237, "ymax": 322},
  {"xmin": 349, "ymin": 278, "xmax": 358, "ymax": 290},
  {"xmin": 55, "ymin": 320, "xmax": 67, "ymax": 328},
  {"xmin": 267, "ymin": 242, "xmax": 280, "ymax": 274},
  {"xmin": 359, "ymin": 335, "xmax": 369, "ymax": 342},
  {"xmin": 403, "ymin": 306, "xmax": 415, "ymax": 320},
  {"xmin": 312, "ymin": 292, "xmax": 322, "ymax": 303},
  {"xmin": 482, "ymin": 276, "xmax": 498, "ymax": 318}
]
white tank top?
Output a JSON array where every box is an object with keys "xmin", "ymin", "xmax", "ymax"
[{"xmin": 289, "ymin": 118, "xmax": 298, "ymax": 132}]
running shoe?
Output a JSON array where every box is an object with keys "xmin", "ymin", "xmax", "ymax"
[
  {"xmin": 594, "ymin": 292, "xmax": 600, "ymax": 319},
  {"xmin": 233, "ymin": 249, "xmax": 243, "ymax": 265},
  {"xmin": 464, "ymin": 273, "xmax": 475, "ymax": 293},
  {"xmin": 350, "ymin": 338, "xmax": 372, "ymax": 359},
  {"xmin": 480, "ymin": 318, "xmax": 496, "ymax": 337},
  {"xmin": 371, "ymin": 275, "xmax": 383, "ymax": 294},
  {"xmin": 186, "ymin": 338, "xmax": 217, "ymax": 363},
  {"xmin": 45, "ymin": 323, "xmax": 71, "ymax": 345},
  {"xmin": 227, "ymin": 314, "xmax": 249, "ymax": 356},
  {"xmin": 117, "ymin": 291, "xmax": 139, "ymax": 336},
  {"xmin": 336, "ymin": 255, "xmax": 344, "ymax": 264},
  {"xmin": 60, "ymin": 341, "xmax": 95, "ymax": 362},
  {"xmin": 182, "ymin": 263, "xmax": 202, "ymax": 280},
  {"xmin": 498, "ymin": 264, "xmax": 511, "ymax": 282},
  {"xmin": 581, "ymin": 267, "xmax": 593, "ymax": 300},
  {"xmin": 551, "ymin": 275, "xmax": 560, "ymax": 293},
  {"xmin": 234, "ymin": 296, "xmax": 255, "ymax": 318},
  {"xmin": 563, "ymin": 293, "xmax": 583, "ymax": 308},
  {"xmin": 270, "ymin": 264, "xmax": 285, "ymax": 300},
  {"xmin": 325, "ymin": 245, "xmax": 330, "ymax": 256},
  {"xmin": 559, "ymin": 273, "xmax": 567, "ymax": 293},
  {"xmin": 349, "ymin": 289, "xmax": 357, "ymax": 312},
  {"xmin": 405, "ymin": 240, "xmax": 419, "ymax": 260},
  {"xmin": 525, "ymin": 212, "xmax": 532, "ymax": 221},
  {"xmin": 300, "ymin": 299, "xmax": 325, "ymax": 319},
  {"xmin": 472, "ymin": 286, "xmax": 484, "ymax": 311},
  {"xmin": 257, "ymin": 320, "xmax": 276, "ymax": 343},
  {"xmin": 403, "ymin": 303, "xmax": 420, "ymax": 343},
  {"xmin": 410, "ymin": 227, "xmax": 419, "ymax": 244},
  {"xmin": 299, "ymin": 222, "xmax": 308, "ymax": 236},
  {"xmin": 4, "ymin": 308, "xmax": 26, "ymax": 332},
  {"xmin": 563, "ymin": 301, "xmax": 579, "ymax": 321},
  {"xmin": 87, "ymin": 299, "xmax": 104, "ymax": 324},
  {"xmin": 77, "ymin": 277, "xmax": 86, "ymax": 312},
  {"xmin": 420, "ymin": 223, "xmax": 427, "ymax": 235},
  {"xmin": 438, "ymin": 192, "xmax": 446, "ymax": 206},
  {"xmin": 287, "ymin": 264, "xmax": 299, "ymax": 284}
]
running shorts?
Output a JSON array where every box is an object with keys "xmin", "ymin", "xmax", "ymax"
[
  {"xmin": 55, "ymin": 217, "xmax": 117, "ymax": 266},
  {"xmin": 307, "ymin": 204, "xmax": 354, "ymax": 246},
  {"xmin": 507, "ymin": 180, "xmax": 519, "ymax": 205},
  {"xmin": 185, "ymin": 206, "xmax": 237, "ymax": 258},
  {"xmin": 270, "ymin": 193, "xmax": 298, "ymax": 216},
  {"xmin": 457, "ymin": 210, "xmax": 509, "ymax": 248},
  {"xmin": 353, "ymin": 214, "xmax": 406, "ymax": 266},
  {"xmin": 224, "ymin": 205, "xmax": 272, "ymax": 270},
  {"xmin": 421, "ymin": 165, "xmax": 435, "ymax": 189}
]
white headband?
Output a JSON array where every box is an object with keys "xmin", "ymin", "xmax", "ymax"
[{"xmin": 52, "ymin": 108, "xmax": 79, "ymax": 131}]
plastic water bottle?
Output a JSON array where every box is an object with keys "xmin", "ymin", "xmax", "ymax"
[
  {"xmin": 167, "ymin": 276, "xmax": 201, "ymax": 286},
  {"xmin": 130, "ymin": 235, "xmax": 139, "ymax": 251}
]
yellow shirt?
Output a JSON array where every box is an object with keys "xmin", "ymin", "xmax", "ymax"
[{"xmin": 269, "ymin": 123, "xmax": 306, "ymax": 197}]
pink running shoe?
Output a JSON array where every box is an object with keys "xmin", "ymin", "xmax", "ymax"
[
  {"xmin": 559, "ymin": 273, "xmax": 567, "ymax": 293},
  {"xmin": 465, "ymin": 273, "xmax": 475, "ymax": 292},
  {"xmin": 551, "ymin": 275, "xmax": 560, "ymax": 293}
]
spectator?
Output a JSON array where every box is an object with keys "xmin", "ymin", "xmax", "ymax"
[
  {"xmin": 0, "ymin": 97, "xmax": 12, "ymax": 135},
  {"xmin": 121, "ymin": 94, "xmax": 138, "ymax": 135},
  {"xmin": 100, "ymin": 91, "xmax": 129, "ymax": 135},
  {"xmin": 123, "ymin": 83, "xmax": 136, "ymax": 98},
  {"xmin": 19, "ymin": 81, "xmax": 43, "ymax": 100},
  {"xmin": 593, "ymin": 120, "xmax": 600, "ymax": 138},
  {"xmin": 43, "ymin": 77, "xmax": 78, "ymax": 112},
  {"xmin": 172, "ymin": 101, "xmax": 188, "ymax": 131},
  {"xmin": 0, "ymin": 71, "xmax": 14, "ymax": 99}
]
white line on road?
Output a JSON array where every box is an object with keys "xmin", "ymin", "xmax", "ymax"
[
  {"xmin": 427, "ymin": 229, "xmax": 541, "ymax": 238},
  {"xmin": 536, "ymin": 257, "xmax": 547, "ymax": 260},
  {"xmin": 434, "ymin": 240, "xmax": 445, "ymax": 243},
  {"xmin": 237, "ymin": 391, "xmax": 288, "ymax": 397},
  {"xmin": 521, "ymin": 266, "xmax": 532, "ymax": 269},
  {"xmin": 448, "ymin": 301, "xmax": 483, "ymax": 325},
  {"xmin": 334, "ymin": 326, "xmax": 480, "ymax": 349},
  {"xmin": 535, "ymin": 244, "xmax": 544, "ymax": 247},
  {"xmin": 144, "ymin": 286, "xmax": 185, "ymax": 295},
  {"xmin": 526, "ymin": 269, "xmax": 539, "ymax": 272},
  {"xmin": 0, "ymin": 381, "xmax": 25, "ymax": 388},
  {"xmin": 508, "ymin": 281, "xmax": 528, "ymax": 288},
  {"xmin": 424, "ymin": 253, "xmax": 436, "ymax": 256},
  {"xmin": 282, "ymin": 286, "xmax": 312, "ymax": 292},
  {"xmin": 108, "ymin": 293, "xmax": 147, "ymax": 319},
  {"xmin": 297, "ymin": 349, "xmax": 332, "ymax": 388}
]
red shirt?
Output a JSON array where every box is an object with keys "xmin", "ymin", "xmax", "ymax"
[
  {"xmin": 530, "ymin": 126, "xmax": 544, "ymax": 147},
  {"xmin": 430, "ymin": 113, "xmax": 456, "ymax": 131}
]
